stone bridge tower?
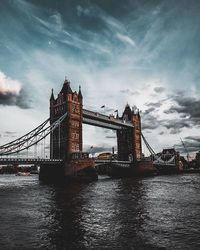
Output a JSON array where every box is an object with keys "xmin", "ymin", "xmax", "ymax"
[
  {"xmin": 117, "ymin": 104, "xmax": 142, "ymax": 162},
  {"xmin": 50, "ymin": 79, "xmax": 83, "ymax": 160}
]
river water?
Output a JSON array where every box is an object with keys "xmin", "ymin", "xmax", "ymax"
[{"xmin": 0, "ymin": 174, "xmax": 200, "ymax": 250}]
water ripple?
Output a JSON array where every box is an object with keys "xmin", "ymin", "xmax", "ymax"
[{"xmin": 0, "ymin": 174, "xmax": 200, "ymax": 249}]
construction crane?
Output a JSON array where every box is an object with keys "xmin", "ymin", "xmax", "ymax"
[{"xmin": 180, "ymin": 137, "xmax": 190, "ymax": 161}]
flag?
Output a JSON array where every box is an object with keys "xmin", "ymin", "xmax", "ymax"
[
  {"xmin": 100, "ymin": 105, "xmax": 105, "ymax": 108},
  {"xmin": 114, "ymin": 110, "xmax": 118, "ymax": 112}
]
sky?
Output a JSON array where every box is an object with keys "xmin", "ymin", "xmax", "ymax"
[{"xmin": 0, "ymin": 0, "xmax": 200, "ymax": 157}]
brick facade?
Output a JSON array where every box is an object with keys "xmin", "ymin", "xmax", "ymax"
[
  {"xmin": 50, "ymin": 81, "xmax": 142, "ymax": 163},
  {"xmin": 117, "ymin": 105, "xmax": 142, "ymax": 162},
  {"xmin": 50, "ymin": 79, "xmax": 83, "ymax": 160}
]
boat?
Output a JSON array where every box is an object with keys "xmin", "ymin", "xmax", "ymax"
[{"xmin": 16, "ymin": 172, "xmax": 31, "ymax": 176}]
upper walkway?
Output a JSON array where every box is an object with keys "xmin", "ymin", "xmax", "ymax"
[{"xmin": 83, "ymin": 109, "xmax": 134, "ymax": 130}]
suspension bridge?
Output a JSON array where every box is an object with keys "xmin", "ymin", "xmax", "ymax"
[{"xmin": 0, "ymin": 79, "xmax": 180, "ymax": 181}]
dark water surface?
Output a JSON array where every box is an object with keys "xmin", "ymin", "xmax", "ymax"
[{"xmin": 0, "ymin": 174, "xmax": 200, "ymax": 250}]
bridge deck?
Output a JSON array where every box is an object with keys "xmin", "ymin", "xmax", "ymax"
[
  {"xmin": 0, "ymin": 158, "xmax": 63, "ymax": 165},
  {"xmin": 95, "ymin": 160, "xmax": 132, "ymax": 168},
  {"xmin": 0, "ymin": 158, "xmax": 132, "ymax": 167},
  {"xmin": 83, "ymin": 109, "xmax": 133, "ymax": 130}
]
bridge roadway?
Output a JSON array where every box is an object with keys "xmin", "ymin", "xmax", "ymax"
[
  {"xmin": 83, "ymin": 109, "xmax": 134, "ymax": 130},
  {"xmin": 0, "ymin": 158, "xmax": 132, "ymax": 168},
  {"xmin": 95, "ymin": 160, "xmax": 131, "ymax": 168},
  {"xmin": 0, "ymin": 158, "xmax": 63, "ymax": 165}
]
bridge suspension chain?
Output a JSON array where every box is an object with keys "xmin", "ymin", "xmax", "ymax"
[
  {"xmin": 0, "ymin": 112, "xmax": 67, "ymax": 156},
  {"xmin": 141, "ymin": 132, "xmax": 156, "ymax": 157},
  {"xmin": 0, "ymin": 118, "xmax": 49, "ymax": 150},
  {"xmin": 141, "ymin": 133, "xmax": 177, "ymax": 165}
]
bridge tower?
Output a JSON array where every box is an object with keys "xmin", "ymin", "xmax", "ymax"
[
  {"xmin": 50, "ymin": 79, "xmax": 83, "ymax": 161},
  {"xmin": 117, "ymin": 104, "xmax": 142, "ymax": 162}
]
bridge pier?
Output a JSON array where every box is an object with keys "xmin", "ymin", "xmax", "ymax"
[
  {"xmin": 39, "ymin": 163, "xmax": 64, "ymax": 183},
  {"xmin": 39, "ymin": 161, "xmax": 97, "ymax": 183}
]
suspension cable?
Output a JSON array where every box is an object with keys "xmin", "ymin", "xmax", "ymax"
[
  {"xmin": 0, "ymin": 118, "xmax": 49, "ymax": 149},
  {"xmin": 0, "ymin": 112, "xmax": 67, "ymax": 156},
  {"xmin": 141, "ymin": 132, "xmax": 156, "ymax": 156}
]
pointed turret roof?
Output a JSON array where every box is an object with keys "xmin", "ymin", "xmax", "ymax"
[
  {"xmin": 78, "ymin": 85, "xmax": 82, "ymax": 99},
  {"xmin": 50, "ymin": 88, "xmax": 55, "ymax": 101},
  {"xmin": 61, "ymin": 79, "xmax": 72, "ymax": 95},
  {"xmin": 122, "ymin": 104, "xmax": 132, "ymax": 120}
]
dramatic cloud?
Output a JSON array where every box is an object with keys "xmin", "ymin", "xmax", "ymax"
[
  {"xmin": 162, "ymin": 120, "xmax": 191, "ymax": 130},
  {"xmin": 171, "ymin": 97, "xmax": 200, "ymax": 120},
  {"xmin": 0, "ymin": 71, "xmax": 21, "ymax": 94},
  {"xmin": 143, "ymin": 107, "xmax": 156, "ymax": 115},
  {"xmin": 174, "ymin": 136, "xmax": 200, "ymax": 155},
  {"xmin": 120, "ymin": 89, "xmax": 140, "ymax": 96},
  {"xmin": 163, "ymin": 94, "xmax": 200, "ymax": 129},
  {"xmin": 154, "ymin": 87, "xmax": 165, "ymax": 93},
  {"xmin": 142, "ymin": 113, "xmax": 160, "ymax": 130},
  {"xmin": 116, "ymin": 33, "xmax": 136, "ymax": 47},
  {"xmin": 140, "ymin": 86, "xmax": 200, "ymax": 151},
  {"xmin": 0, "ymin": 0, "xmax": 200, "ymax": 154},
  {"xmin": 185, "ymin": 136, "xmax": 200, "ymax": 142},
  {"xmin": 0, "ymin": 71, "xmax": 30, "ymax": 109},
  {"xmin": 145, "ymin": 102, "xmax": 163, "ymax": 108},
  {"xmin": 84, "ymin": 144, "xmax": 113, "ymax": 154}
]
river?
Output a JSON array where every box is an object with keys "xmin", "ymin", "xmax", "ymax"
[{"xmin": 0, "ymin": 174, "xmax": 200, "ymax": 250}]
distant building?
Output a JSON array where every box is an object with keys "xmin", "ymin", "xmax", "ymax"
[{"xmin": 196, "ymin": 151, "xmax": 200, "ymax": 167}]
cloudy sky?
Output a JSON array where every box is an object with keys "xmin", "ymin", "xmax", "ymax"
[{"xmin": 0, "ymin": 0, "xmax": 200, "ymax": 157}]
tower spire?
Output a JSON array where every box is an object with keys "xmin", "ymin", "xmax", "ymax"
[
  {"xmin": 50, "ymin": 88, "xmax": 55, "ymax": 101},
  {"xmin": 78, "ymin": 85, "xmax": 82, "ymax": 96},
  {"xmin": 61, "ymin": 78, "xmax": 72, "ymax": 95},
  {"xmin": 78, "ymin": 85, "xmax": 83, "ymax": 102}
]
